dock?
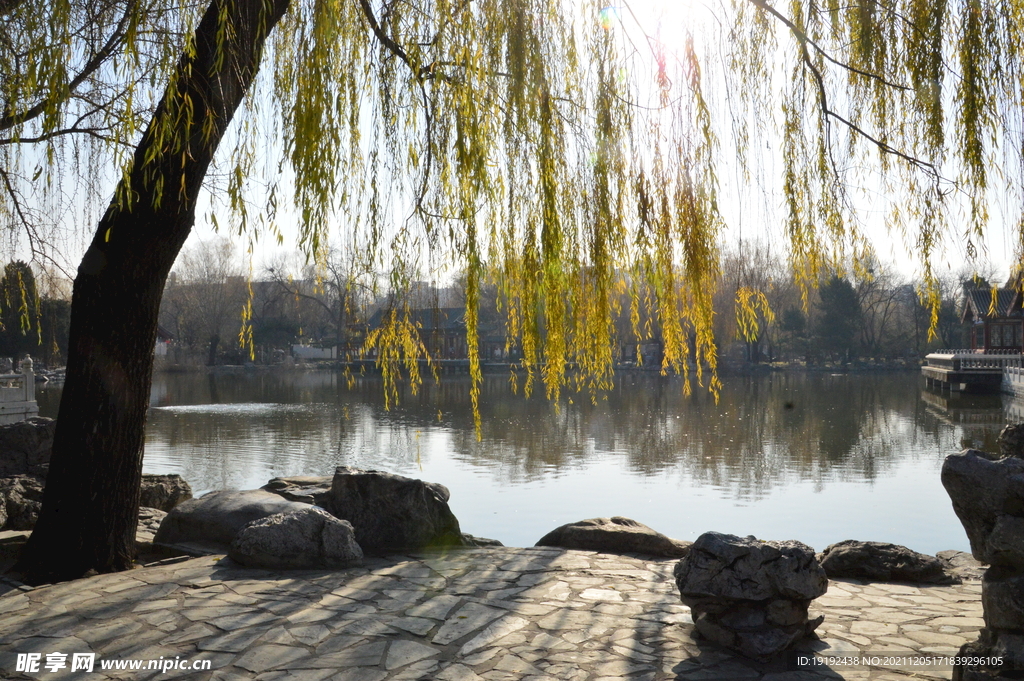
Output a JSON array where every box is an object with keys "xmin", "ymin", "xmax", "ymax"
[{"xmin": 921, "ymin": 349, "xmax": 1021, "ymax": 394}]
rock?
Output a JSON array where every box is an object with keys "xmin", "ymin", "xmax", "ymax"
[
  {"xmin": 229, "ymin": 507, "xmax": 363, "ymax": 569},
  {"xmin": 536, "ymin": 516, "xmax": 691, "ymax": 558},
  {"xmin": 136, "ymin": 507, "xmax": 167, "ymax": 551},
  {"xmin": 0, "ymin": 418, "xmax": 55, "ymax": 477},
  {"xmin": 937, "ymin": 550, "xmax": 987, "ymax": 581},
  {"xmin": 326, "ymin": 467, "xmax": 463, "ymax": 552},
  {"xmin": 153, "ymin": 490, "xmax": 310, "ymax": 554},
  {"xmin": 955, "ymin": 629, "xmax": 1024, "ymax": 680},
  {"xmin": 982, "ymin": 565, "xmax": 1024, "ymax": 631},
  {"xmin": 817, "ymin": 540, "xmax": 955, "ymax": 584},
  {"xmin": 944, "ymin": 449, "xmax": 1024, "ymax": 681},
  {"xmin": 462, "ymin": 533, "xmax": 504, "ymax": 547},
  {"xmin": 0, "ymin": 529, "xmax": 29, "ymax": 563},
  {"xmin": 999, "ymin": 423, "xmax": 1024, "ymax": 459},
  {"xmin": 941, "ymin": 450, "xmax": 1024, "ymax": 567},
  {"xmin": 0, "ymin": 474, "xmax": 44, "ymax": 530},
  {"xmin": 137, "ymin": 507, "xmax": 167, "ymax": 535},
  {"xmin": 674, "ymin": 532, "xmax": 827, "ymax": 660},
  {"xmin": 140, "ymin": 474, "xmax": 193, "ymax": 511},
  {"xmin": 261, "ymin": 476, "xmax": 333, "ymax": 508}
]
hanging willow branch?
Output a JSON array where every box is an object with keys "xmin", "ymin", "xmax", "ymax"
[{"xmin": 3, "ymin": 0, "xmax": 1023, "ymax": 417}]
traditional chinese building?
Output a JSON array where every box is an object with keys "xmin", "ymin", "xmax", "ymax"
[{"xmin": 961, "ymin": 286, "xmax": 1024, "ymax": 352}]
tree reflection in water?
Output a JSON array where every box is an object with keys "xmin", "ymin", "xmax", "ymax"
[{"xmin": 37, "ymin": 369, "xmax": 990, "ymax": 552}]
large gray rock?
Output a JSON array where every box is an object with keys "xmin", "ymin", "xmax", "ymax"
[
  {"xmin": 942, "ymin": 450, "xmax": 1024, "ymax": 567},
  {"xmin": 999, "ymin": 423, "xmax": 1024, "ymax": 459},
  {"xmin": 326, "ymin": 467, "xmax": 463, "ymax": 552},
  {"xmin": 982, "ymin": 566, "xmax": 1024, "ymax": 631},
  {"xmin": 536, "ymin": 516, "xmax": 691, "ymax": 558},
  {"xmin": 956, "ymin": 629, "xmax": 1024, "ymax": 680},
  {"xmin": 674, "ymin": 532, "xmax": 827, "ymax": 660},
  {"xmin": 818, "ymin": 540, "xmax": 955, "ymax": 584},
  {"xmin": 944, "ymin": 449, "xmax": 1024, "ymax": 681},
  {"xmin": 262, "ymin": 476, "xmax": 333, "ymax": 508},
  {"xmin": 0, "ymin": 418, "xmax": 54, "ymax": 477},
  {"xmin": 140, "ymin": 474, "xmax": 193, "ymax": 511},
  {"xmin": 153, "ymin": 490, "xmax": 310, "ymax": 554},
  {"xmin": 229, "ymin": 507, "xmax": 363, "ymax": 570},
  {"xmin": 0, "ymin": 474, "xmax": 44, "ymax": 530},
  {"xmin": 936, "ymin": 550, "xmax": 986, "ymax": 581}
]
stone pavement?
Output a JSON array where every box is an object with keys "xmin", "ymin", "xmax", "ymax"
[{"xmin": 0, "ymin": 547, "xmax": 984, "ymax": 681}]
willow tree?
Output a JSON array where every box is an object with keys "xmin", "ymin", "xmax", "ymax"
[{"xmin": 3, "ymin": 0, "xmax": 1023, "ymax": 582}]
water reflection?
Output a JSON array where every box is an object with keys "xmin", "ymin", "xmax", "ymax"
[{"xmin": 37, "ymin": 370, "xmax": 982, "ymax": 553}]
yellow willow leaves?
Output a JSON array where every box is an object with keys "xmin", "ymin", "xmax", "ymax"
[
  {"xmin": 7, "ymin": 0, "xmax": 1024, "ymax": 424},
  {"xmin": 735, "ymin": 287, "xmax": 775, "ymax": 343},
  {"xmin": 363, "ymin": 307, "xmax": 437, "ymax": 411}
]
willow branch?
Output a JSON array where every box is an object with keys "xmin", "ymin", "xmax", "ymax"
[
  {"xmin": 0, "ymin": 0, "xmax": 136, "ymax": 131},
  {"xmin": 747, "ymin": 0, "xmax": 912, "ymax": 92}
]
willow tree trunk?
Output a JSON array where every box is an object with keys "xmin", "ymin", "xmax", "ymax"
[{"xmin": 16, "ymin": 0, "xmax": 291, "ymax": 584}]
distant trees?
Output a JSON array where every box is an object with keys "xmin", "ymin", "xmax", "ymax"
[
  {"xmin": 152, "ymin": 245, "xmax": 975, "ymax": 368},
  {"xmin": 815, "ymin": 276, "xmax": 862, "ymax": 361},
  {"xmin": 0, "ymin": 261, "xmax": 71, "ymax": 366},
  {"xmin": 264, "ymin": 249, "xmax": 372, "ymax": 354},
  {"xmin": 703, "ymin": 246, "xmax": 973, "ymax": 364},
  {"xmin": 0, "ymin": 261, "xmax": 39, "ymax": 359},
  {"xmin": 159, "ymin": 240, "xmax": 246, "ymax": 365}
]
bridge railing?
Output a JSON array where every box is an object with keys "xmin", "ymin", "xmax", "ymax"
[
  {"xmin": 924, "ymin": 349, "xmax": 1024, "ymax": 371},
  {"xmin": 0, "ymin": 357, "xmax": 38, "ymax": 424}
]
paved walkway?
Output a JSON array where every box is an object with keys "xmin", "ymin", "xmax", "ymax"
[{"xmin": 0, "ymin": 547, "xmax": 983, "ymax": 681}]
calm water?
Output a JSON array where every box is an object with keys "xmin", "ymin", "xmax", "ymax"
[{"xmin": 39, "ymin": 369, "xmax": 1008, "ymax": 554}]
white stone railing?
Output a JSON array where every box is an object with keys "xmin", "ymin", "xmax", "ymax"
[
  {"xmin": 925, "ymin": 350, "xmax": 1024, "ymax": 371},
  {"xmin": 0, "ymin": 357, "xmax": 38, "ymax": 424}
]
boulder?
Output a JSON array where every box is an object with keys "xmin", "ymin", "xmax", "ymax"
[
  {"xmin": 326, "ymin": 467, "xmax": 463, "ymax": 551},
  {"xmin": 230, "ymin": 507, "xmax": 363, "ymax": 570},
  {"xmin": 0, "ymin": 474, "xmax": 45, "ymax": 530},
  {"xmin": 999, "ymin": 423, "xmax": 1024, "ymax": 459},
  {"xmin": 0, "ymin": 418, "xmax": 55, "ymax": 477},
  {"xmin": 944, "ymin": 449, "xmax": 1024, "ymax": 681},
  {"xmin": 153, "ymin": 490, "xmax": 310, "ymax": 554},
  {"xmin": 674, "ymin": 532, "xmax": 827, "ymax": 660},
  {"xmin": 140, "ymin": 474, "xmax": 193, "ymax": 511},
  {"xmin": 936, "ymin": 550, "xmax": 986, "ymax": 581},
  {"xmin": 462, "ymin": 533, "xmax": 504, "ymax": 547},
  {"xmin": 956, "ymin": 629, "xmax": 1024, "ymax": 681},
  {"xmin": 817, "ymin": 540, "xmax": 955, "ymax": 584},
  {"xmin": 262, "ymin": 476, "xmax": 333, "ymax": 508},
  {"xmin": 941, "ymin": 450, "xmax": 1024, "ymax": 567},
  {"xmin": 982, "ymin": 565, "xmax": 1024, "ymax": 631},
  {"xmin": 536, "ymin": 516, "xmax": 691, "ymax": 558}
]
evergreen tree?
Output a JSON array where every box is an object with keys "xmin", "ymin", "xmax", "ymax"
[
  {"xmin": 0, "ymin": 261, "xmax": 40, "ymax": 360},
  {"xmin": 815, "ymin": 276, "xmax": 862, "ymax": 361}
]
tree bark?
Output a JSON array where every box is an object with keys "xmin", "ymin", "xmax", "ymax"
[{"xmin": 16, "ymin": 0, "xmax": 291, "ymax": 584}]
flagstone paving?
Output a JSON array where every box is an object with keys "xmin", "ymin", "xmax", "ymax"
[{"xmin": 0, "ymin": 547, "xmax": 984, "ymax": 680}]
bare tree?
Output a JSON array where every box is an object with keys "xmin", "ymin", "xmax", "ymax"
[
  {"xmin": 265, "ymin": 249, "xmax": 372, "ymax": 355},
  {"xmin": 162, "ymin": 238, "xmax": 245, "ymax": 365}
]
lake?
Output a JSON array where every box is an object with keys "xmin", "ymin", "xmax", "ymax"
[{"xmin": 39, "ymin": 369, "xmax": 1006, "ymax": 555}]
